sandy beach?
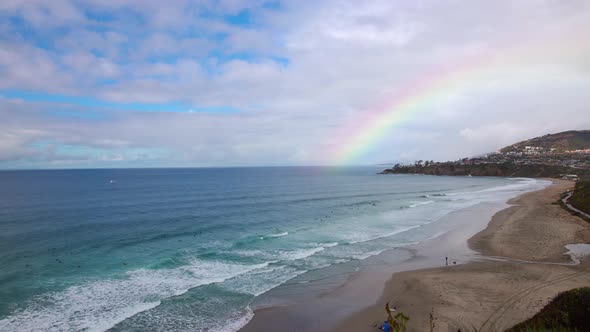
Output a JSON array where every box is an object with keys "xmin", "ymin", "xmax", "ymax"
[{"xmin": 337, "ymin": 179, "xmax": 590, "ymax": 331}]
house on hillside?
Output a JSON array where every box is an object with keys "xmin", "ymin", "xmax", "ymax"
[{"xmin": 560, "ymin": 174, "xmax": 579, "ymax": 181}]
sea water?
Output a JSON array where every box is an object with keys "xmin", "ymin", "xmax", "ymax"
[{"xmin": 0, "ymin": 167, "xmax": 547, "ymax": 331}]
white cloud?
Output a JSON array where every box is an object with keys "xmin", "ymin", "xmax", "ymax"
[{"xmin": 0, "ymin": 0, "xmax": 590, "ymax": 168}]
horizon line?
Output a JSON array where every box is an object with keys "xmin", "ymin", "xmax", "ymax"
[{"xmin": 0, "ymin": 164, "xmax": 395, "ymax": 172}]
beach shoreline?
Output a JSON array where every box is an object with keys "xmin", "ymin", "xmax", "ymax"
[
  {"xmin": 239, "ymin": 178, "xmax": 577, "ymax": 332},
  {"xmin": 335, "ymin": 179, "xmax": 590, "ymax": 332}
]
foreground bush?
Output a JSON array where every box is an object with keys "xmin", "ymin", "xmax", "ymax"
[
  {"xmin": 507, "ymin": 287, "xmax": 590, "ymax": 332},
  {"xmin": 569, "ymin": 180, "xmax": 590, "ymax": 215}
]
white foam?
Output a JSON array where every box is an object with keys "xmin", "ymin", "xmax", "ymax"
[
  {"xmin": 225, "ymin": 265, "xmax": 307, "ymax": 297},
  {"xmin": 235, "ymin": 249, "xmax": 265, "ymax": 257},
  {"xmin": 352, "ymin": 249, "xmax": 387, "ymax": 260},
  {"xmin": 0, "ymin": 259, "xmax": 269, "ymax": 332},
  {"xmin": 278, "ymin": 247, "xmax": 325, "ymax": 261},
  {"xmin": 268, "ymin": 231, "xmax": 288, "ymax": 238},
  {"xmin": 425, "ymin": 230, "xmax": 450, "ymax": 241},
  {"xmin": 207, "ymin": 306, "xmax": 254, "ymax": 332},
  {"xmin": 407, "ymin": 200, "xmax": 434, "ymax": 208},
  {"xmin": 347, "ymin": 225, "xmax": 420, "ymax": 244},
  {"xmin": 455, "ymin": 178, "xmax": 549, "ymax": 198},
  {"xmin": 259, "ymin": 231, "xmax": 289, "ymax": 240}
]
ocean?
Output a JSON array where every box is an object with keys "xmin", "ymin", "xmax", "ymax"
[{"xmin": 0, "ymin": 167, "xmax": 547, "ymax": 332}]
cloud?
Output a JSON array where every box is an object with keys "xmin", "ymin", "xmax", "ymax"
[{"xmin": 0, "ymin": 0, "xmax": 589, "ymax": 168}]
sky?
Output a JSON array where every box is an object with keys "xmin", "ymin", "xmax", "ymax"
[{"xmin": 1, "ymin": 0, "xmax": 590, "ymax": 169}]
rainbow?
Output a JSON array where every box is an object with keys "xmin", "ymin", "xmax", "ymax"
[{"xmin": 328, "ymin": 38, "xmax": 586, "ymax": 165}]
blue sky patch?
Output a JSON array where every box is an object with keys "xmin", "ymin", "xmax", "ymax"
[{"xmin": 1, "ymin": 90, "xmax": 242, "ymax": 114}]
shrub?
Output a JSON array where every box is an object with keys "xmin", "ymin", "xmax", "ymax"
[{"xmin": 507, "ymin": 287, "xmax": 590, "ymax": 332}]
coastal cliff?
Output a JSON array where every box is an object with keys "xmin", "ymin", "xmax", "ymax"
[
  {"xmin": 380, "ymin": 162, "xmax": 590, "ymax": 178},
  {"xmin": 381, "ymin": 130, "xmax": 590, "ymax": 178}
]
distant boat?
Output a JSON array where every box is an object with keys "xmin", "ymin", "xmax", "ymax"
[
  {"xmin": 109, "ymin": 180, "xmax": 116, "ymax": 183},
  {"xmin": 467, "ymin": 174, "xmax": 472, "ymax": 177}
]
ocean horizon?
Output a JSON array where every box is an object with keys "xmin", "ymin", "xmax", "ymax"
[{"xmin": 0, "ymin": 167, "xmax": 547, "ymax": 331}]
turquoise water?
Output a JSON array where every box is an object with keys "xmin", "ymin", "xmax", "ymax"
[{"xmin": 0, "ymin": 167, "xmax": 545, "ymax": 331}]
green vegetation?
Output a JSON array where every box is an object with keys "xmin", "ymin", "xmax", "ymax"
[
  {"xmin": 506, "ymin": 287, "xmax": 590, "ymax": 332},
  {"xmin": 383, "ymin": 302, "xmax": 409, "ymax": 332},
  {"xmin": 568, "ymin": 180, "xmax": 590, "ymax": 215},
  {"xmin": 381, "ymin": 162, "xmax": 590, "ymax": 178},
  {"xmin": 501, "ymin": 130, "xmax": 590, "ymax": 153},
  {"xmin": 557, "ymin": 192, "xmax": 588, "ymax": 223}
]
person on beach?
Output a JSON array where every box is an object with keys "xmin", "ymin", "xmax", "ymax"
[
  {"xmin": 384, "ymin": 302, "xmax": 396, "ymax": 328},
  {"xmin": 445, "ymin": 256, "xmax": 448, "ymax": 266},
  {"xmin": 383, "ymin": 301, "xmax": 409, "ymax": 331},
  {"xmin": 379, "ymin": 320, "xmax": 391, "ymax": 331}
]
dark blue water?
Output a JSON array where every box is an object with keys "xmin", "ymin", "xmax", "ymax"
[{"xmin": 0, "ymin": 167, "xmax": 545, "ymax": 331}]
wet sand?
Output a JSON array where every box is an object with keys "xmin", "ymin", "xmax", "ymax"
[{"xmin": 337, "ymin": 179, "xmax": 590, "ymax": 331}]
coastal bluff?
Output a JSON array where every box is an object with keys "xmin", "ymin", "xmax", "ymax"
[
  {"xmin": 379, "ymin": 162, "xmax": 589, "ymax": 178},
  {"xmin": 381, "ymin": 130, "xmax": 590, "ymax": 178}
]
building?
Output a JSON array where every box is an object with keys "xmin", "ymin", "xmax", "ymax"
[{"xmin": 560, "ymin": 174, "xmax": 579, "ymax": 181}]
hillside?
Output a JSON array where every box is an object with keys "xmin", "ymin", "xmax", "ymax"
[
  {"xmin": 380, "ymin": 161, "xmax": 590, "ymax": 178},
  {"xmin": 501, "ymin": 130, "xmax": 590, "ymax": 153},
  {"xmin": 381, "ymin": 130, "xmax": 590, "ymax": 178}
]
